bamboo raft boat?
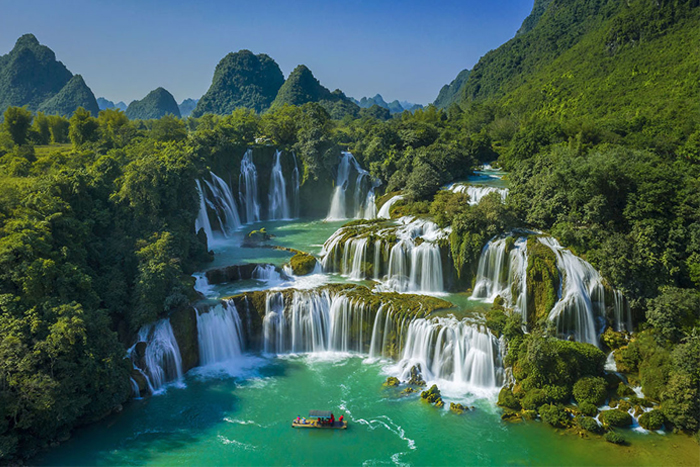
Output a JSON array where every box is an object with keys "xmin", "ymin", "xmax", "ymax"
[{"xmin": 292, "ymin": 410, "xmax": 348, "ymax": 430}]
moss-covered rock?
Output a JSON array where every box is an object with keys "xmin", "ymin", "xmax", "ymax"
[
  {"xmin": 421, "ymin": 384, "xmax": 444, "ymax": 407},
  {"xmin": 525, "ymin": 236, "xmax": 560, "ymax": 326},
  {"xmin": 384, "ymin": 376, "xmax": 400, "ymax": 387},
  {"xmin": 578, "ymin": 401, "xmax": 599, "ymax": 417},
  {"xmin": 601, "ymin": 328, "xmax": 627, "ymax": 350},
  {"xmin": 521, "ymin": 389, "xmax": 548, "ymax": 411},
  {"xmin": 498, "ymin": 387, "xmax": 522, "ymax": 410},
  {"xmin": 169, "ymin": 306, "xmax": 199, "ymax": 372},
  {"xmin": 577, "ymin": 415, "xmax": 604, "ymax": 434},
  {"xmin": 450, "ymin": 402, "xmax": 468, "ymax": 415},
  {"xmin": 599, "ymin": 409, "xmax": 633, "ymax": 428},
  {"xmin": 604, "ymin": 431, "xmax": 626, "ymax": 445},
  {"xmin": 243, "ymin": 227, "xmax": 274, "ymax": 246},
  {"xmin": 407, "ymin": 364, "xmax": 427, "ymax": 387},
  {"xmin": 521, "ymin": 409, "xmax": 538, "ymax": 420},
  {"xmin": 400, "ymin": 387, "xmax": 418, "ymax": 396},
  {"xmin": 289, "ymin": 252, "xmax": 317, "ymax": 276},
  {"xmin": 616, "ymin": 382, "xmax": 635, "ymax": 398},
  {"xmin": 638, "ymin": 409, "xmax": 665, "ymax": 430},
  {"xmin": 539, "ymin": 403, "xmax": 571, "ymax": 428},
  {"xmin": 573, "ymin": 376, "xmax": 608, "ymax": 406}
]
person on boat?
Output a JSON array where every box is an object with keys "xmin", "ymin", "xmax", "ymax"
[
  {"xmin": 339, "ymin": 415, "xmax": 344, "ymax": 424},
  {"xmin": 296, "ymin": 416, "xmax": 300, "ymax": 423},
  {"xmin": 301, "ymin": 417, "xmax": 307, "ymax": 424},
  {"xmin": 330, "ymin": 414, "xmax": 335, "ymax": 425}
]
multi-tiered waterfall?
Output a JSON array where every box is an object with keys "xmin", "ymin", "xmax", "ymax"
[
  {"xmin": 377, "ymin": 195, "xmax": 404, "ymax": 219},
  {"xmin": 196, "ymin": 301, "xmax": 245, "ymax": 365},
  {"xmin": 448, "ymin": 184, "xmax": 509, "ymax": 205},
  {"xmin": 321, "ymin": 217, "xmax": 450, "ymax": 294},
  {"xmin": 269, "ymin": 150, "xmax": 291, "ymax": 220},
  {"xmin": 256, "ymin": 287, "xmax": 502, "ymax": 391},
  {"xmin": 469, "ymin": 234, "xmax": 633, "ymax": 346},
  {"xmin": 195, "ymin": 172, "xmax": 242, "ymax": 241},
  {"xmin": 327, "ymin": 152, "xmax": 377, "ymax": 220}
]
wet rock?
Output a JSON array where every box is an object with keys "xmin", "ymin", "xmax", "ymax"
[
  {"xmin": 449, "ymin": 402, "xmax": 468, "ymax": 415},
  {"xmin": 384, "ymin": 376, "xmax": 400, "ymax": 387},
  {"xmin": 400, "ymin": 387, "xmax": 418, "ymax": 396},
  {"xmin": 420, "ymin": 384, "xmax": 443, "ymax": 407},
  {"xmin": 407, "ymin": 364, "xmax": 426, "ymax": 387}
]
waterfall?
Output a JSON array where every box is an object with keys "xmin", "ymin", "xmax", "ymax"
[
  {"xmin": 613, "ymin": 290, "xmax": 633, "ymax": 333},
  {"xmin": 322, "ymin": 217, "xmax": 449, "ymax": 293},
  {"xmin": 377, "ymin": 195, "xmax": 404, "ymax": 219},
  {"xmin": 196, "ymin": 301, "xmax": 245, "ymax": 365},
  {"xmin": 195, "ymin": 180, "xmax": 214, "ymax": 241},
  {"xmin": 131, "ymin": 319, "xmax": 183, "ymax": 392},
  {"xmin": 268, "ymin": 150, "xmax": 291, "ymax": 220},
  {"xmin": 239, "ymin": 149, "xmax": 260, "ymax": 224},
  {"xmin": 252, "ymin": 264, "xmax": 283, "ymax": 283},
  {"xmin": 362, "ymin": 186, "xmax": 377, "ymax": 219},
  {"xmin": 471, "ymin": 236, "xmax": 528, "ymax": 320},
  {"xmin": 327, "ymin": 152, "xmax": 373, "ymax": 220},
  {"xmin": 130, "ymin": 378, "xmax": 141, "ymax": 398},
  {"xmin": 396, "ymin": 317, "xmax": 503, "ymax": 391},
  {"xmin": 291, "ymin": 152, "xmax": 300, "ymax": 218},
  {"xmin": 539, "ymin": 237, "xmax": 604, "ymax": 346},
  {"xmin": 449, "ymin": 184, "xmax": 509, "ymax": 205}
]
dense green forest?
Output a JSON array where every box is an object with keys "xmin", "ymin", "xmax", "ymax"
[{"xmin": 0, "ymin": 0, "xmax": 698, "ymax": 461}]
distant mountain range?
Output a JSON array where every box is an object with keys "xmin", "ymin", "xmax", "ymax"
[
  {"xmin": 97, "ymin": 97, "xmax": 127, "ymax": 112},
  {"xmin": 352, "ymin": 94, "xmax": 423, "ymax": 114},
  {"xmin": 0, "ymin": 34, "xmax": 99, "ymax": 117},
  {"xmin": 178, "ymin": 98, "xmax": 198, "ymax": 118}
]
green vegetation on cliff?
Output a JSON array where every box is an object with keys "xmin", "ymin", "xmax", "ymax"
[
  {"xmin": 38, "ymin": 75, "xmax": 100, "ymax": 117},
  {"xmin": 192, "ymin": 50, "xmax": 284, "ymax": 116},
  {"xmin": 433, "ymin": 69, "xmax": 470, "ymax": 109},
  {"xmin": 125, "ymin": 87, "xmax": 181, "ymax": 120}
]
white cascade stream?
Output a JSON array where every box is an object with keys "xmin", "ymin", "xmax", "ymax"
[
  {"xmin": 268, "ymin": 149, "xmax": 292, "ymax": 220},
  {"xmin": 449, "ymin": 184, "xmax": 509, "ymax": 205},
  {"xmin": 196, "ymin": 301, "xmax": 245, "ymax": 365},
  {"xmin": 327, "ymin": 152, "xmax": 375, "ymax": 220},
  {"xmin": 131, "ymin": 319, "xmax": 183, "ymax": 392},
  {"xmin": 239, "ymin": 149, "xmax": 260, "ymax": 224}
]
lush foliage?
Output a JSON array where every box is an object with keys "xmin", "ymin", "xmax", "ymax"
[{"xmin": 125, "ymin": 88, "xmax": 181, "ymax": 120}]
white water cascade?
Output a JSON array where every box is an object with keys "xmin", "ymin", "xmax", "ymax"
[
  {"xmin": 377, "ymin": 195, "xmax": 404, "ymax": 219},
  {"xmin": 291, "ymin": 152, "xmax": 301, "ymax": 218},
  {"xmin": 540, "ymin": 237, "xmax": 606, "ymax": 346},
  {"xmin": 321, "ymin": 217, "xmax": 449, "ymax": 294},
  {"xmin": 327, "ymin": 152, "xmax": 374, "ymax": 220},
  {"xmin": 268, "ymin": 150, "xmax": 291, "ymax": 220},
  {"xmin": 239, "ymin": 149, "xmax": 260, "ymax": 224},
  {"xmin": 471, "ymin": 236, "xmax": 529, "ymax": 320},
  {"xmin": 394, "ymin": 317, "xmax": 503, "ymax": 391},
  {"xmin": 195, "ymin": 171, "xmax": 243, "ymax": 241},
  {"xmin": 132, "ymin": 319, "xmax": 183, "ymax": 392},
  {"xmin": 449, "ymin": 184, "xmax": 509, "ymax": 205},
  {"xmin": 196, "ymin": 301, "xmax": 245, "ymax": 365}
]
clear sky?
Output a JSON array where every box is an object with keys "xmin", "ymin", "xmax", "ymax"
[{"xmin": 0, "ymin": 0, "xmax": 533, "ymax": 105}]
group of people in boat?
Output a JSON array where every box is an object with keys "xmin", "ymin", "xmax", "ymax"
[{"xmin": 295, "ymin": 413, "xmax": 344, "ymax": 426}]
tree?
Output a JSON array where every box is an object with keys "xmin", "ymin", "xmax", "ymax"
[
  {"xmin": 68, "ymin": 107, "xmax": 99, "ymax": 148},
  {"xmin": 3, "ymin": 107, "xmax": 33, "ymax": 146}
]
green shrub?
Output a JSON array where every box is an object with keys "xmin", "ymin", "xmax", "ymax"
[
  {"xmin": 599, "ymin": 409, "xmax": 633, "ymax": 428},
  {"xmin": 543, "ymin": 384, "xmax": 571, "ymax": 403},
  {"xmin": 521, "ymin": 389, "xmax": 548, "ymax": 411},
  {"xmin": 578, "ymin": 401, "xmax": 598, "ymax": 417},
  {"xmin": 604, "ymin": 431, "xmax": 626, "ymax": 445},
  {"xmin": 577, "ymin": 416, "xmax": 603, "ymax": 434},
  {"xmin": 539, "ymin": 403, "xmax": 570, "ymax": 428},
  {"xmin": 573, "ymin": 376, "xmax": 608, "ymax": 406},
  {"xmin": 617, "ymin": 382, "xmax": 635, "ymax": 397},
  {"xmin": 498, "ymin": 387, "xmax": 521, "ymax": 410},
  {"xmin": 289, "ymin": 253, "xmax": 317, "ymax": 276},
  {"xmin": 638, "ymin": 410, "xmax": 665, "ymax": 431}
]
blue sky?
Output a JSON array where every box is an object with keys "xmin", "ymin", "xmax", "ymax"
[{"xmin": 0, "ymin": 0, "xmax": 533, "ymax": 105}]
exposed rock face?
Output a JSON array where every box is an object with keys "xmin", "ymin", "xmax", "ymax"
[
  {"xmin": 407, "ymin": 364, "xmax": 427, "ymax": 387},
  {"xmin": 193, "ymin": 50, "xmax": 284, "ymax": 116},
  {"xmin": 421, "ymin": 384, "xmax": 444, "ymax": 408},
  {"xmin": 169, "ymin": 306, "xmax": 199, "ymax": 372},
  {"xmin": 384, "ymin": 376, "xmax": 400, "ymax": 387},
  {"xmin": 125, "ymin": 87, "xmax": 181, "ymax": 120}
]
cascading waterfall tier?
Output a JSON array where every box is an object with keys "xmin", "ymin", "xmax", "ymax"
[
  {"xmin": 196, "ymin": 301, "xmax": 245, "ymax": 365},
  {"xmin": 239, "ymin": 149, "xmax": 261, "ymax": 224},
  {"xmin": 129, "ymin": 319, "xmax": 184, "ymax": 393},
  {"xmin": 327, "ymin": 152, "xmax": 377, "ymax": 220},
  {"xmin": 448, "ymin": 183, "xmax": 509, "ymax": 205},
  {"xmin": 195, "ymin": 172, "xmax": 242, "ymax": 241},
  {"xmin": 469, "ymin": 234, "xmax": 632, "ymax": 346},
  {"xmin": 321, "ymin": 217, "xmax": 450, "ymax": 294},
  {"xmin": 377, "ymin": 194, "xmax": 404, "ymax": 219},
  {"xmin": 251, "ymin": 286, "xmax": 502, "ymax": 391},
  {"xmin": 471, "ymin": 236, "xmax": 528, "ymax": 321},
  {"xmin": 268, "ymin": 150, "xmax": 292, "ymax": 220}
]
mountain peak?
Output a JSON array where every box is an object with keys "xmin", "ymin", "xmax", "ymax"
[
  {"xmin": 37, "ymin": 73, "xmax": 100, "ymax": 116},
  {"xmin": 15, "ymin": 33, "xmax": 40, "ymax": 48},
  {"xmin": 125, "ymin": 87, "xmax": 181, "ymax": 120}
]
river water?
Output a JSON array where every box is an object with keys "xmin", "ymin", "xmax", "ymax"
[{"xmin": 36, "ymin": 167, "xmax": 699, "ymax": 466}]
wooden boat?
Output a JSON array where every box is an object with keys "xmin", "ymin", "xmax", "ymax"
[{"xmin": 292, "ymin": 410, "xmax": 348, "ymax": 430}]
